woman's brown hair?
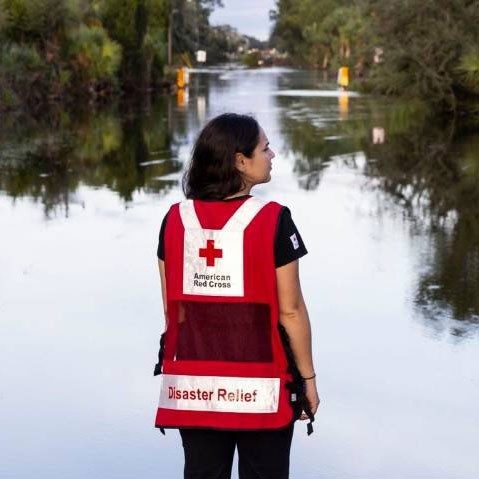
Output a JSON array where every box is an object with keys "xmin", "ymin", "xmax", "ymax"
[{"xmin": 182, "ymin": 113, "xmax": 260, "ymax": 199}]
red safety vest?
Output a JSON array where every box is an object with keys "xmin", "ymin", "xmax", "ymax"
[{"xmin": 155, "ymin": 196, "xmax": 294, "ymax": 430}]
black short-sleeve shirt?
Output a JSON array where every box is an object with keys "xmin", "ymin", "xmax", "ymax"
[{"xmin": 157, "ymin": 198, "xmax": 307, "ymax": 267}]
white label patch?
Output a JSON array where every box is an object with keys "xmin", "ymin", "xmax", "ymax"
[
  {"xmin": 183, "ymin": 228, "xmax": 244, "ymax": 296},
  {"xmin": 159, "ymin": 374, "xmax": 280, "ymax": 413},
  {"xmin": 179, "ymin": 197, "xmax": 267, "ymax": 297},
  {"xmin": 290, "ymin": 233, "xmax": 299, "ymax": 250}
]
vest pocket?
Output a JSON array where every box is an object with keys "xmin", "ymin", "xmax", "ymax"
[{"xmin": 174, "ymin": 301, "xmax": 273, "ymax": 362}]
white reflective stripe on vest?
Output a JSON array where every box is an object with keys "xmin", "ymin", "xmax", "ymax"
[
  {"xmin": 179, "ymin": 199, "xmax": 203, "ymax": 230},
  {"xmin": 179, "ymin": 197, "xmax": 267, "ymax": 297},
  {"xmin": 222, "ymin": 197, "xmax": 266, "ymax": 232},
  {"xmin": 159, "ymin": 374, "xmax": 280, "ymax": 413},
  {"xmin": 179, "ymin": 197, "xmax": 266, "ymax": 233}
]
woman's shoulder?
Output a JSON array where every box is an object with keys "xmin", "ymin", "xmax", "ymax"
[
  {"xmin": 160, "ymin": 203, "xmax": 181, "ymax": 227},
  {"xmin": 256, "ymin": 196, "xmax": 296, "ymax": 217},
  {"xmin": 253, "ymin": 197, "xmax": 286, "ymax": 211}
]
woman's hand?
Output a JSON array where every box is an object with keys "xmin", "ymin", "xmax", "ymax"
[{"xmin": 300, "ymin": 378, "xmax": 320, "ymax": 420}]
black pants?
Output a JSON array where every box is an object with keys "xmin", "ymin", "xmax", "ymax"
[{"xmin": 179, "ymin": 425, "xmax": 294, "ymax": 479}]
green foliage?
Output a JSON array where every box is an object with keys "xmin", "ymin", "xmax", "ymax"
[
  {"xmin": 144, "ymin": 1, "xmax": 169, "ymax": 72},
  {"xmin": 67, "ymin": 24, "xmax": 122, "ymax": 84},
  {"xmin": 1, "ymin": 0, "xmax": 78, "ymax": 44},
  {"xmin": 0, "ymin": 41, "xmax": 44, "ymax": 74},
  {"xmin": 304, "ymin": 4, "xmax": 370, "ymax": 68},
  {"xmin": 270, "ymin": 0, "xmax": 370, "ymax": 68},
  {"xmin": 0, "ymin": 100, "xmax": 179, "ymax": 212},
  {"xmin": 0, "ymin": 5, "xmax": 7, "ymax": 32},
  {"xmin": 205, "ymin": 25, "xmax": 250, "ymax": 63},
  {"xmin": 99, "ymin": 0, "xmax": 142, "ymax": 49},
  {"xmin": 270, "ymin": 0, "xmax": 307, "ymax": 63},
  {"xmin": 242, "ymin": 50, "xmax": 261, "ymax": 68},
  {"xmin": 167, "ymin": 0, "xmax": 224, "ymax": 63},
  {"xmin": 0, "ymin": 87, "xmax": 20, "ymax": 110},
  {"xmin": 385, "ymin": 100, "xmax": 431, "ymax": 136},
  {"xmin": 367, "ymin": 0, "xmax": 479, "ymax": 114},
  {"xmin": 72, "ymin": 111, "xmax": 123, "ymax": 161},
  {"xmin": 271, "ymin": 0, "xmax": 479, "ymax": 116},
  {"xmin": 144, "ymin": 28, "xmax": 168, "ymax": 70},
  {"xmin": 98, "ymin": 0, "xmax": 168, "ymax": 88},
  {"xmin": 0, "ymin": 42, "xmax": 52, "ymax": 107},
  {"xmin": 0, "ymin": 0, "xmax": 222, "ymax": 108},
  {"xmin": 455, "ymin": 49, "xmax": 479, "ymax": 95},
  {"xmin": 0, "ymin": 0, "xmax": 84, "ymax": 107}
]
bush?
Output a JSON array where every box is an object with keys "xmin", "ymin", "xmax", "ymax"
[
  {"xmin": 368, "ymin": 0, "xmax": 479, "ymax": 114},
  {"xmin": 0, "ymin": 43, "xmax": 51, "ymax": 106},
  {"xmin": 242, "ymin": 50, "xmax": 261, "ymax": 68},
  {"xmin": 455, "ymin": 49, "xmax": 479, "ymax": 95},
  {"xmin": 1, "ymin": 0, "xmax": 77, "ymax": 45},
  {"xmin": 67, "ymin": 24, "xmax": 122, "ymax": 87},
  {"xmin": 99, "ymin": 0, "xmax": 168, "ymax": 89},
  {"xmin": 0, "ymin": 86, "xmax": 20, "ymax": 110}
]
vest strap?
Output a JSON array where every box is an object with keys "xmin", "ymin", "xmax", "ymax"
[
  {"xmin": 179, "ymin": 200, "xmax": 202, "ymax": 230},
  {"xmin": 223, "ymin": 197, "xmax": 267, "ymax": 231},
  {"xmin": 179, "ymin": 197, "xmax": 267, "ymax": 233}
]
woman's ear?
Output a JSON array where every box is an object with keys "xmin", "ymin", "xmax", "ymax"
[{"xmin": 235, "ymin": 152, "xmax": 248, "ymax": 173}]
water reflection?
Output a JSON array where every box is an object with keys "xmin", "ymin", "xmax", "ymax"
[
  {"xmin": 362, "ymin": 116, "xmax": 479, "ymax": 336},
  {"xmin": 275, "ymin": 89, "xmax": 479, "ymax": 334},
  {"xmin": 275, "ymin": 94, "xmax": 363, "ymax": 190},
  {"xmin": 2, "ymin": 71, "xmax": 479, "ymax": 335},
  {"xmin": 2, "ymin": 69, "xmax": 479, "ymax": 336},
  {"xmin": 0, "ymin": 100, "xmax": 180, "ymax": 217}
]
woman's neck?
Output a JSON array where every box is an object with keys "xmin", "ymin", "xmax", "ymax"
[{"xmin": 224, "ymin": 185, "xmax": 252, "ymax": 200}]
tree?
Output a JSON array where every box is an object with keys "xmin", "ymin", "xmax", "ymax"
[
  {"xmin": 98, "ymin": 0, "xmax": 169, "ymax": 89},
  {"xmin": 270, "ymin": 0, "xmax": 371, "ymax": 69},
  {"xmin": 168, "ymin": 0, "xmax": 223, "ymax": 62},
  {"xmin": 1, "ymin": 0, "xmax": 78, "ymax": 47},
  {"xmin": 366, "ymin": 0, "xmax": 479, "ymax": 114}
]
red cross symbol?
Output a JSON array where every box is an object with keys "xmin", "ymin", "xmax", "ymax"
[{"xmin": 199, "ymin": 239, "xmax": 223, "ymax": 267}]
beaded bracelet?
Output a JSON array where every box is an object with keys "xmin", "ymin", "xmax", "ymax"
[{"xmin": 302, "ymin": 373, "xmax": 316, "ymax": 380}]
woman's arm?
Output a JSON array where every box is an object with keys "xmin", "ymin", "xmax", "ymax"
[
  {"xmin": 158, "ymin": 259, "xmax": 167, "ymax": 325},
  {"xmin": 276, "ymin": 260, "xmax": 320, "ymax": 418}
]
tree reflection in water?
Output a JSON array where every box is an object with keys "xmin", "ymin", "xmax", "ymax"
[
  {"xmin": 363, "ymin": 111, "xmax": 479, "ymax": 338},
  {"xmin": 0, "ymin": 98, "xmax": 181, "ymax": 217},
  {"xmin": 3, "ymin": 89, "xmax": 479, "ymax": 337},
  {"xmin": 279, "ymin": 97, "xmax": 479, "ymax": 337},
  {"xmin": 276, "ymin": 95, "xmax": 360, "ymax": 190}
]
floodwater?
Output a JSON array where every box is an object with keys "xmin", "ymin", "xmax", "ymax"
[{"xmin": 1, "ymin": 67, "xmax": 479, "ymax": 479}]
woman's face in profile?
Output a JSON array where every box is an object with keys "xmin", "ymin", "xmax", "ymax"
[{"xmin": 241, "ymin": 127, "xmax": 275, "ymax": 186}]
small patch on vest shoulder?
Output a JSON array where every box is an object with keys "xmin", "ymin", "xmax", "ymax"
[{"xmin": 290, "ymin": 233, "xmax": 299, "ymax": 250}]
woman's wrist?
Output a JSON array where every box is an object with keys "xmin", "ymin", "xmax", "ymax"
[{"xmin": 301, "ymin": 372, "xmax": 316, "ymax": 381}]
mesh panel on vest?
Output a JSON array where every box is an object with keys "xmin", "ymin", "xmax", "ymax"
[{"xmin": 174, "ymin": 302, "xmax": 272, "ymax": 362}]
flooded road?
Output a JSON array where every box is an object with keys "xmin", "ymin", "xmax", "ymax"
[{"xmin": 1, "ymin": 67, "xmax": 479, "ymax": 478}]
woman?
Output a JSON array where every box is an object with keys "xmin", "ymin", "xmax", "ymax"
[{"xmin": 154, "ymin": 113, "xmax": 319, "ymax": 479}]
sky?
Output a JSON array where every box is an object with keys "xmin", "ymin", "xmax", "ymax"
[{"xmin": 209, "ymin": 0, "xmax": 277, "ymax": 41}]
